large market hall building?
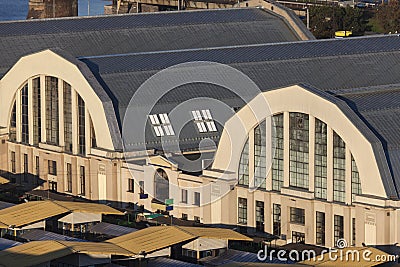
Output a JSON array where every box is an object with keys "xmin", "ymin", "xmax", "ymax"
[{"xmin": 1, "ymin": 6, "xmax": 400, "ymax": 248}]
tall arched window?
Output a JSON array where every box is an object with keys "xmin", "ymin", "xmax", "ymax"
[
  {"xmin": 254, "ymin": 121, "xmax": 266, "ymax": 189},
  {"xmin": 333, "ymin": 132, "xmax": 346, "ymax": 202},
  {"xmin": 289, "ymin": 112, "xmax": 309, "ymax": 189},
  {"xmin": 154, "ymin": 168, "xmax": 169, "ymax": 203},
  {"xmin": 351, "ymin": 154, "xmax": 361, "ymax": 201},
  {"xmin": 33, "ymin": 77, "xmax": 41, "ymax": 145},
  {"xmin": 21, "ymin": 84, "xmax": 29, "ymax": 144},
  {"xmin": 78, "ymin": 94, "xmax": 85, "ymax": 155},
  {"xmin": 272, "ymin": 113, "xmax": 284, "ymax": 191},
  {"xmin": 90, "ymin": 116, "xmax": 97, "ymax": 148},
  {"xmin": 238, "ymin": 137, "xmax": 249, "ymax": 186},
  {"xmin": 315, "ymin": 119, "xmax": 327, "ymax": 199},
  {"xmin": 9, "ymin": 102, "xmax": 16, "ymax": 142},
  {"xmin": 45, "ymin": 76, "xmax": 59, "ymax": 145},
  {"xmin": 64, "ymin": 81, "xmax": 73, "ymax": 152}
]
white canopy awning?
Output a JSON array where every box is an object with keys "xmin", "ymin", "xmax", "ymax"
[
  {"xmin": 58, "ymin": 212, "xmax": 101, "ymax": 224},
  {"xmin": 182, "ymin": 238, "xmax": 227, "ymax": 251}
]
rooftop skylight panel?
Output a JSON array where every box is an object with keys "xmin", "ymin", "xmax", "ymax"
[
  {"xmin": 149, "ymin": 113, "xmax": 174, "ymax": 137},
  {"xmin": 191, "ymin": 109, "xmax": 217, "ymax": 133}
]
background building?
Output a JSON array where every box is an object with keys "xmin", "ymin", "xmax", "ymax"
[{"xmin": 1, "ymin": 8, "xmax": 400, "ymax": 248}]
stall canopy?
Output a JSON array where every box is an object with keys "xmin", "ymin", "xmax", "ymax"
[
  {"xmin": 0, "ymin": 200, "xmax": 123, "ymax": 228},
  {"xmin": 108, "ymin": 226, "xmax": 253, "ymax": 254}
]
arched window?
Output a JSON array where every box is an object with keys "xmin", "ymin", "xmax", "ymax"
[
  {"xmin": 238, "ymin": 137, "xmax": 249, "ymax": 186},
  {"xmin": 254, "ymin": 121, "xmax": 266, "ymax": 189},
  {"xmin": 90, "ymin": 116, "xmax": 97, "ymax": 148},
  {"xmin": 289, "ymin": 112, "xmax": 309, "ymax": 189},
  {"xmin": 64, "ymin": 81, "xmax": 73, "ymax": 152},
  {"xmin": 9, "ymin": 102, "xmax": 16, "ymax": 142},
  {"xmin": 21, "ymin": 84, "xmax": 29, "ymax": 144},
  {"xmin": 33, "ymin": 77, "xmax": 41, "ymax": 145},
  {"xmin": 272, "ymin": 113, "xmax": 284, "ymax": 191},
  {"xmin": 45, "ymin": 76, "xmax": 59, "ymax": 145},
  {"xmin": 351, "ymin": 154, "xmax": 361, "ymax": 201},
  {"xmin": 333, "ymin": 132, "xmax": 346, "ymax": 202},
  {"xmin": 315, "ymin": 119, "xmax": 327, "ymax": 199},
  {"xmin": 78, "ymin": 94, "xmax": 86, "ymax": 155},
  {"xmin": 154, "ymin": 168, "xmax": 169, "ymax": 203}
]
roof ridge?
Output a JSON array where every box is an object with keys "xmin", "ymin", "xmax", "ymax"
[
  {"xmin": 47, "ymin": 200, "xmax": 72, "ymax": 212},
  {"xmin": 78, "ymin": 34, "xmax": 400, "ymax": 61},
  {"xmin": 172, "ymin": 225, "xmax": 198, "ymax": 238},
  {"xmin": 0, "ymin": 7, "xmax": 262, "ymax": 25}
]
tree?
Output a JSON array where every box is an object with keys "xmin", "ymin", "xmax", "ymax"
[
  {"xmin": 373, "ymin": 0, "xmax": 400, "ymax": 33},
  {"xmin": 309, "ymin": 6, "xmax": 367, "ymax": 39}
]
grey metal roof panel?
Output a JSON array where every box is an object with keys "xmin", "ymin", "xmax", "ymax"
[
  {"xmin": 79, "ymin": 35, "xmax": 400, "ymax": 197},
  {"xmin": 0, "ymin": 238, "xmax": 21, "ymax": 251},
  {"xmin": 0, "ymin": 8, "xmax": 280, "ymax": 36},
  {"xmin": 80, "ymin": 35, "xmax": 400, "ymax": 74},
  {"xmin": 88, "ymin": 222, "xmax": 137, "ymax": 237},
  {"xmin": 19, "ymin": 229, "xmax": 86, "ymax": 242},
  {"xmin": 0, "ymin": 8, "xmax": 303, "ymax": 79},
  {"xmin": 0, "ymin": 202, "xmax": 16, "ymax": 211}
]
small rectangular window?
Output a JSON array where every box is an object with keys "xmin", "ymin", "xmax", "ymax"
[
  {"xmin": 23, "ymin": 154, "xmax": 28, "ymax": 182},
  {"xmin": 255, "ymin": 201, "xmax": 264, "ymax": 232},
  {"xmin": 139, "ymin": 181, "xmax": 145, "ymax": 194},
  {"xmin": 48, "ymin": 160, "xmax": 57, "ymax": 176},
  {"xmin": 273, "ymin": 203, "xmax": 281, "ymax": 236},
  {"xmin": 128, "ymin": 178, "xmax": 134, "ymax": 192},
  {"xmin": 35, "ymin": 156, "xmax": 40, "ymax": 186},
  {"xmin": 181, "ymin": 213, "xmax": 188, "ymax": 220},
  {"xmin": 66, "ymin": 163, "xmax": 72, "ymax": 193},
  {"xmin": 181, "ymin": 189, "xmax": 188, "ymax": 203},
  {"xmin": 10, "ymin": 151, "xmax": 16, "ymax": 173},
  {"xmin": 194, "ymin": 216, "xmax": 200, "ymax": 223},
  {"xmin": 194, "ymin": 192, "xmax": 200, "ymax": 206},
  {"xmin": 290, "ymin": 207, "xmax": 305, "ymax": 225},
  {"xmin": 80, "ymin": 166, "xmax": 85, "ymax": 196},
  {"xmin": 238, "ymin": 197, "xmax": 247, "ymax": 224},
  {"xmin": 316, "ymin": 211, "xmax": 325, "ymax": 246},
  {"xmin": 292, "ymin": 231, "xmax": 305, "ymax": 243},
  {"xmin": 334, "ymin": 215, "xmax": 344, "ymax": 245}
]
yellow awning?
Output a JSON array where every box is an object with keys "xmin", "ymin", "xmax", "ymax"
[
  {"xmin": 0, "ymin": 240, "xmax": 134, "ymax": 267},
  {"xmin": 108, "ymin": 226, "xmax": 196, "ymax": 254},
  {"xmin": 0, "ymin": 200, "xmax": 123, "ymax": 228},
  {"xmin": 108, "ymin": 226, "xmax": 252, "ymax": 254}
]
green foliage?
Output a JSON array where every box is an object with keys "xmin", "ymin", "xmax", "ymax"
[
  {"xmin": 373, "ymin": 1, "xmax": 400, "ymax": 33},
  {"xmin": 309, "ymin": 6, "xmax": 367, "ymax": 39}
]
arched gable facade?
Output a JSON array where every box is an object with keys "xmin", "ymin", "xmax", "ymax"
[
  {"xmin": 0, "ymin": 49, "xmax": 117, "ymax": 152},
  {"xmin": 213, "ymin": 84, "xmax": 389, "ymax": 200}
]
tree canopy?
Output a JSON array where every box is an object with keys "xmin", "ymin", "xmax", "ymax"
[
  {"xmin": 373, "ymin": 0, "xmax": 400, "ymax": 33},
  {"xmin": 309, "ymin": 6, "xmax": 367, "ymax": 39}
]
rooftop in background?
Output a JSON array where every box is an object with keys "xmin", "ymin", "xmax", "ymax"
[
  {"xmin": 88, "ymin": 222, "xmax": 137, "ymax": 237},
  {"xmin": 19, "ymin": 229, "xmax": 86, "ymax": 242},
  {"xmin": 0, "ymin": 238, "xmax": 21, "ymax": 251},
  {"xmin": 0, "ymin": 240, "xmax": 134, "ymax": 267},
  {"xmin": 108, "ymin": 225, "xmax": 252, "ymax": 254},
  {"xmin": 0, "ymin": 201, "xmax": 15, "ymax": 211},
  {"xmin": 0, "ymin": 200, "xmax": 123, "ymax": 228},
  {"xmin": 0, "ymin": 7, "xmax": 311, "ymax": 78}
]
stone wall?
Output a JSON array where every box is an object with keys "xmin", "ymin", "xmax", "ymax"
[{"xmin": 27, "ymin": 0, "xmax": 78, "ymax": 19}]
